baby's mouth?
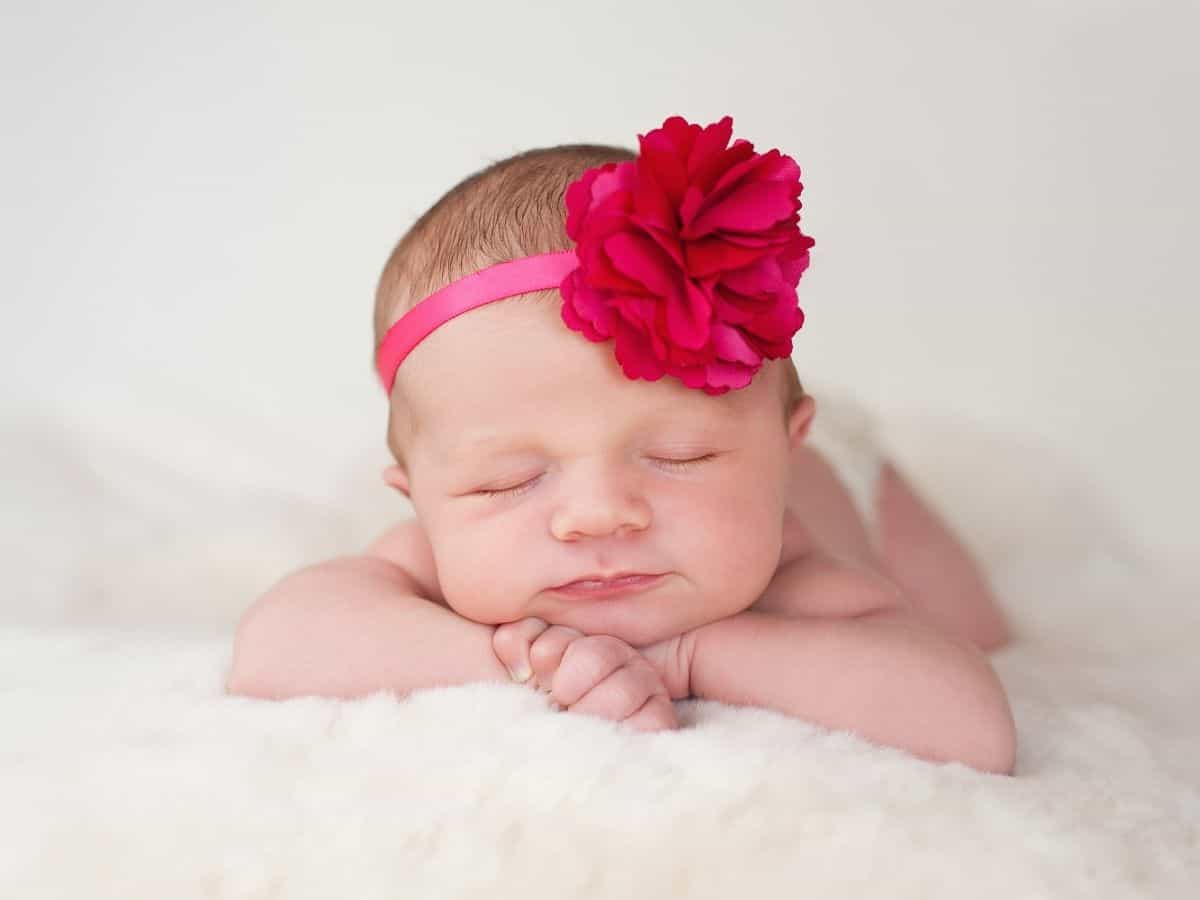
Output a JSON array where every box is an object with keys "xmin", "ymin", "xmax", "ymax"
[{"xmin": 550, "ymin": 573, "xmax": 668, "ymax": 600}]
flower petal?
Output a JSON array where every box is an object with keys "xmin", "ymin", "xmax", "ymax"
[
  {"xmin": 690, "ymin": 141, "xmax": 756, "ymax": 195},
  {"xmin": 631, "ymin": 216, "xmax": 685, "ymax": 270},
  {"xmin": 559, "ymin": 115, "xmax": 812, "ymax": 396},
  {"xmin": 722, "ymin": 253, "xmax": 786, "ymax": 297},
  {"xmin": 710, "ymin": 322, "xmax": 761, "ymax": 366},
  {"xmin": 603, "ymin": 231, "xmax": 679, "ymax": 297},
  {"xmin": 666, "ymin": 278, "xmax": 713, "ymax": 351},
  {"xmin": 685, "ymin": 236, "xmax": 766, "ymax": 278},
  {"xmin": 678, "ymin": 185, "xmax": 706, "ymax": 231},
  {"xmin": 632, "ymin": 169, "xmax": 677, "ymax": 234},
  {"xmin": 704, "ymin": 360, "xmax": 757, "ymax": 391},
  {"xmin": 688, "ymin": 180, "xmax": 799, "ymax": 237},
  {"xmin": 685, "ymin": 116, "xmax": 733, "ymax": 178},
  {"xmin": 560, "ymin": 274, "xmax": 615, "ymax": 341},
  {"xmin": 638, "ymin": 123, "xmax": 690, "ymax": 206},
  {"xmin": 777, "ymin": 233, "xmax": 815, "ymax": 285},
  {"xmin": 612, "ymin": 320, "xmax": 665, "ymax": 381}
]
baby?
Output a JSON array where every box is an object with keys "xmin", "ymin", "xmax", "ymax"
[{"xmin": 228, "ymin": 115, "xmax": 1016, "ymax": 774}]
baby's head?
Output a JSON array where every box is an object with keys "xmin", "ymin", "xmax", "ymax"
[{"xmin": 372, "ymin": 119, "xmax": 814, "ymax": 646}]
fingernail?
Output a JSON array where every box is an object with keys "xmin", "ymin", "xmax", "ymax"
[{"xmin": 507, "ymin": 662, "xmax": 532, "ymax": 683}]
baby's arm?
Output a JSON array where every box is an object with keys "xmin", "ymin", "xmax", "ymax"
[
  {"xmin": 226, "ymin": 555, "xmax": 508, "ymax": 700},
  {"xmin": 753, "ymin": 549, "xmax": 909, "ymax": 619},
  {"xmin": 687, "ymin": 608, "xmax": 1016, "ymax": 774}
]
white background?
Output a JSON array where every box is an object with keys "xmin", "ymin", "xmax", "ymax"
[{"xmin": 2, "ymin": 0, "xmax": 1196, "ymax": 577}]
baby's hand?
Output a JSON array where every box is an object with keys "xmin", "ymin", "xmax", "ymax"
[{"xmin": 492, "ymin": 618, "xmax": 679, "ymax": 732}]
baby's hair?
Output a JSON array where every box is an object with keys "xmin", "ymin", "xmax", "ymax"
[
  {"xmin": 373, "ymin": 144, "xmax": 632, "ymax": 347},
  {"xmin": 374, "ymin": 143, "xmax": 805, "ymax": 465}
]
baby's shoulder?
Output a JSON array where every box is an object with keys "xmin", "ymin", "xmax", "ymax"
[
  {"xmin": 754, "ymin": 546, "xmax": 905, "ymax": 620},
  {"xmin": 364, "ymin": 518, "xmax": 445, "ymax": 604}
]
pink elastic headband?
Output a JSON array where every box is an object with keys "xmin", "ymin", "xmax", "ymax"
[
  {"xmin": 376, "ymin": 114, "xmax": 814, "ymax": 397},
  {"xmin": 375, "ymin": 250, "xmax": 578, "ymax": 394}
]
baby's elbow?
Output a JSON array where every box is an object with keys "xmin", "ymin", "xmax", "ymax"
[
  {"xmin": 224, "ymin": 656, "xmax": 256, "ymax": 698},
  {"xmin": 966, "ymin": 703, "xmax": 1017, "ymax": 775},
  {"xmin": 224, "ymin": 568, "xmax": 316, "ymax": 699},
  {"xmin": 916, "ymin": 631, "xmax": 1017, "ymax": 775},
  {"xmin": 962, "ymin": 657, "xmax": 1018, "ymax": 775},
  {"xmin": 225, "ymin": 596, "xmax": 277, "ymax": 698},
  {"xmin": 989, "ymin": 695, "xmax": 1018, "ymax": 775}
]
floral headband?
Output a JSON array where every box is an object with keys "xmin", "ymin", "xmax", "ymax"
[{"xmin": 375, "ymin": 114, "xmax": 814, "ymax": 396}]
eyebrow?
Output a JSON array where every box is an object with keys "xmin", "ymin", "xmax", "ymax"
[{"xmin": 446, "ymin": 434, "xmax": 541, "ymax": 464}]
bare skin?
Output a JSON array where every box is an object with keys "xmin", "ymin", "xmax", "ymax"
[
  {"xmin": 783, "ymin": 443, "xmax": 1012, "ymax": 654},
  {"xmin": 379, "ymin": 440, "xmax": 1014, "ymax": 653},
  {"xmin": 377, "ymin": 436, "xmax": 1013, "ymax": 740}
]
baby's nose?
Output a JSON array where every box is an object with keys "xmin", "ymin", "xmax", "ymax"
[{"xmin": 548, "ymin": 470, "xmax": 651, "ymax": 542}]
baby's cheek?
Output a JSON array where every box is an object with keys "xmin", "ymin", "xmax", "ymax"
[
  {"xmin": 432, "ymin": 532, "xmax": 528, "ymax": 625},
  {"xmin": 686, "ymin": 490, "xmax": 782, "ymax": 601}
]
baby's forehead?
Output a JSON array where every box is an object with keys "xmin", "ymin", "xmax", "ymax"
[
  {"xmin": 434, "ymin": 407, "xmax": 737, "ymax": 461},
  {"xmin": 416, "ymin": 375, "xmax": 757, "ymax": 463},
  {"xmin": 392, "ymin": 297, "xmax": 784, "ymax": 448}
]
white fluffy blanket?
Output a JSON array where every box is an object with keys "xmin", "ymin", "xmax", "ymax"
[{"xmin": 2, "ymin": 405, "xmax": 1198, "ymax": 898}]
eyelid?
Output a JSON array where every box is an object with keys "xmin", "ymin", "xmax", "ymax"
[
  {"xmin": 464, "ymin": 450, "xmax": 716, "ymax": 496},
  {"xmin": 650, "ymin": 452, "xmax": 716, "ymax": 469},
  {"xmin": 472, "ymin": 472, "xmax": 543, "ymax": 498}
]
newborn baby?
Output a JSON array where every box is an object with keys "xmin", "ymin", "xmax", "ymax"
[{"xmin": 228, "ymin": 115, "xmax": 1016, "ymax": 774}]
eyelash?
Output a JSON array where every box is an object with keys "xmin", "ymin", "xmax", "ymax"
[
  {"xmin": 474, "ymin": 475, "xmax": 542, "ymax": 498},
  {"xmin": 472, "ymin": 455, "xmax": 715, "ymax": 498},
  {"xmin": 652, "ymin": 453, "xmax": 715, "ymax": 471}
]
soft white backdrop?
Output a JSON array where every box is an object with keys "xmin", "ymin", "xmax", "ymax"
[
  {"xmin": 4, "ymin": 6, "xmax": 1200, "ymax": 896},
  {"xmin": 2, "ymin": 0, "xmax": 1197, "ymax": 592}
]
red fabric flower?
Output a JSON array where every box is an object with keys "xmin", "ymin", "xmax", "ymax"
[{"xmin": 559, "ymin": 115, "xmax": 814, "ymax": 394}]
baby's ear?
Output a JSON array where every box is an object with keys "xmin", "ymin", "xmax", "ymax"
[
  {"xmin": 787, "ymin": 394, "xmax": 816, "ymax": 451},
  {"xmin": 382, "ymin": 465, "xmax": 411, "ymax": 498}
]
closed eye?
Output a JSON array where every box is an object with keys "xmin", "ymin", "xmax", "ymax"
[
  {"xmin": 471, "ymin": 455, "xmax": 714, "ymax": 495},
  {"xmin": 474, "ymin": 474, "xmax": 543, "ymax": 498},
  {"xmin": 651, "ymin": 453, "xmax": 715, "ymax": 470}
]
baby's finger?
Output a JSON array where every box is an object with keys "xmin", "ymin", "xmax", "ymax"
[
  {"xmin": 528, "ymin": 625, "xmax": 585, "ymax": 692},
  {"xmin": 567, "ymin": 655, "xmax": 659, "ymax": 721},
  {"xmin": 621, "ymin": 693, "xmax": 680, "ymax": 733},
  {"xmin": 548, "ymin": 635, "xmax": 636, "ymax": 707},
  {"xmin": 492, "ymin": 617, "xmax": 548, "ymax": 684}
]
